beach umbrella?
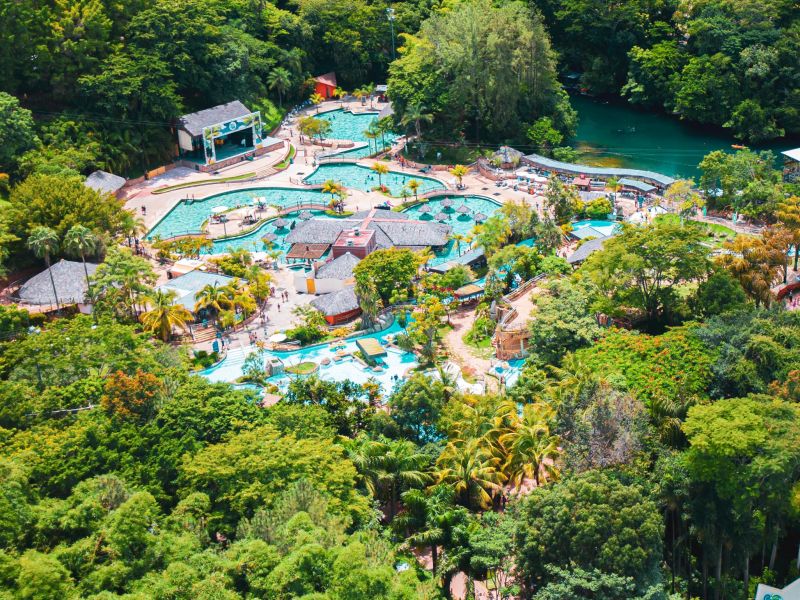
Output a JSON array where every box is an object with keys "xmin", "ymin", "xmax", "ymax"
[
  {"xmin": 262, "ymin": 232, "xmax": 277, "ymax": 242},
  {"xmin": 456, "ymin": 203, "xmax": 471, "ymax": 214},
  {"xmin": 211, "ymin": 205, "xmax": 228, "ymax": 214},
  {"xmin": 435, "ymin": 212, "xmax": 448, "ymax": 222},
  {"xmin": 441, "ymin": 198, "xmax": 454, "ymax": 208},
  {"xmin": 298, "ymin": 210, "xmax": 313, "ymax": 220},
  {"xmin": 473, "ymin": 212, "xmax": 487, "ymax": 223},
  {"xmin": 273, "ymin": 218, "xmax": 288, "ymax": 228},
  {"xmin": 417, "ymin": 204, "xmax": 432, "ymax": 214}
]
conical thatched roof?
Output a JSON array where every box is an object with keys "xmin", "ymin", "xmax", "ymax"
[{"xmin": 17, "ymin": 259, "xmax": 99, "ymax": 305}]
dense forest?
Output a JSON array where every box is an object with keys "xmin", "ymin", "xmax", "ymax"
[{"xmin": 1, "ymin": 0, "xmax": 798, "ymax": 183}]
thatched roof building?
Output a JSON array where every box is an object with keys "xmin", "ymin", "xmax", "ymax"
[{"xmin": 17, "ymin": 260, "xmax": 99, "ymax": 306}]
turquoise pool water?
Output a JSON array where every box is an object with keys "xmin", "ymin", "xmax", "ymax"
[
  {"xmin": 201, "ymin": 320, "xmax": 418, "ymax": 395},
  {"xmin": 303, "ymin": 163, "xmax": 445, "ymax": 197},
  {"xmin": 571, "ymin": 219, "xmax": 619, "ymax": 238},
  {"xmin": 402, "ymin": 195, "xmax": 502, "ymax": 265},
  {"xmin": 318, "ymin": 108, "xmax": 399, "ymax": 158},
  {"xmin": 209, "ymin": 210, "xmax": 331, "ymax": 255},
  {"xmin": 146, "ymin": 187, "xmax": 332, "ymax": 241}
]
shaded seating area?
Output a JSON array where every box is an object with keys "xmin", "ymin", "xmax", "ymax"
[
  {"xmin": 356, "ymin": 337, "xmax": 387, "ymax": 363},
  {"xmin": 310, "ymin": 286, "xmax": 361, "ymax": 324},
  {"xmin": 16, "ymin": 259, "xmax": 99, "ymax": 312},
  {"xmin": 567, "ymin": 236, "xmax": 611, "ymax": 267},
  {"xmin": 453, "ymin": 282, "xmax": 484, "ymax": 303},
  {"xmin": 286, "ymin": 243, "xmax": 330, "ymax": 264}
]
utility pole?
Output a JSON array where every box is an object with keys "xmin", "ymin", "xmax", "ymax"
[{"xmin": 386, "ymin": 8, "xmax": 396, "ymax": 61}]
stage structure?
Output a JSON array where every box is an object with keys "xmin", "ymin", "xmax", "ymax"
[{"xmin": 176, "ymin": 101, "xmax": 282, "ymax": 171}]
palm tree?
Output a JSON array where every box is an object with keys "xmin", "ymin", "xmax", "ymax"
[
  {"xmin": 497, "ymin": 402, "xmax": 561, "ymax": 487},
  {"xmin": 321, "ymin": 179, "xmax": 342, "ymax": 203},
  {"xmin": 401, "ymin": 103, "xmax": 433, "ymax": 141},
  {"xmin": 366, "ymin": 121, "xmax": 382, "ymax": 154},
  {"xmin": 27, "ymin": 226, "xmax": 61, "ymax": 310},
  {"xmin": 435, "ymin": 438, "xmax": 504, "ymax": 510},
  {"xmin": 407, "ymin": 179, "xmax": 421, "ymax": 201},
  {"xmin": 449, "ymin": 164, "xmax": 469, "ymax": 188},
  {"xmin": 333, "ymin": 87, "xmax": 347, "ymax": 106},
  {"xmin": 373, "ymin": 438, "xmax": 430, "ymax": 520},
  {"xmin": 309, "ymin": 92, "xmax": 324, "ymax": 113},
  {"xmin": 140, "ymin": 289, "xmax": 193, "ymax": 342},
  {"xmin": 64, "ymin": 225, "xmax": 99, "ymax": 297},
  {"xmin": 363, "ymin": 128, "xmax": 377, "ymax": 155},
  {"xmin": 372, "ymin": 162, "xmax": 389, "ymax": 188},
  {"xmin": 194, "ymin": 283, "xmax": 231, "ymax": 322},
  {"xmin": 776, "ymin": 196, "xmax": 800, "ymax": 271},
  {"xmin": 267, "ymin": 67, "xmax": 292, "ymax": 108}
]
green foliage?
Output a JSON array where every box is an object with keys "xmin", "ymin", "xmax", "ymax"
[
  {"xmin": 528, "ymin": 278, "xmax": 604, "ymax": 366},
  {"xmin": 691, "ymin": 270, "xmax": 748, "ymax": 318},
  {"xmin": 515, "ymin": 470, "xmax": 664, "ymax": 594},
  {"xmin": 582, "ymin": 221, "xmax": 710, "ymax": 324},
  {"xmin": 388, "ymin": 0, "xmax": 575, "ymax": 144},
  {"xmin": 353, "ymin": 248, "xmax": 419, "ymax": 304},
  {"xmin": 0, "ymin": 93, "xmax": 40, "ymax": 175},
  {"xmin": 698, "ymin": 149, "xmax": 784, "ymax": 217},
  {"xmin": 574, "ymin": 327, "xmax": 714, "ymax": 405}
]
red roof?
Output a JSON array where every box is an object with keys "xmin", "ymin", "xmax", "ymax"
[
  {"xmin": 314, "ymin": 72, "xmax": 337, "ymax": 88},
  {"xmin": 572, "ymin": 176, "xmax": 590, "ymax": 186}
]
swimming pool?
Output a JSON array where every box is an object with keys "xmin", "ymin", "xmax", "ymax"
[
  {"xmin": 571, "ymin": 219, "xmax": 619, "ymax": 239},
  {"xmin": 146, "ymin": 187, "xmax": 332, "ymax": 241},
  {"xmin": 318, "ymin": 108, "xmax": 399, "ymax": 157},
  {"xmin": 201, "ymin": 320, "xmax": 418, "ymax": 395},
  {"xmin": 208, "ymin": 210, "xmax": 331, "ymax": 255},
  {"xmin": 401, "ymin": 195, "xmax": 502, "ymax": 265},
  {"xmin": 303, "ymin": 163, "xmax": 445, "ymax": 197}
]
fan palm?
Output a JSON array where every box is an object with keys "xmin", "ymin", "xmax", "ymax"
[
  {"xmin": 140, "ymin": 289, "xmax": 192, "ymax": 341},
  {"xmin": 64, "ymin": 225, "xmax": 98, "ymax": 297},
  {"xmin": 435, "ymin": 438, "xmax": 504, "ymax": 510},
  {"xmin": 373, "ymin": 438, "xmax": 430, "ymax": 520},
  {"xmin": 27, "ymin": 226, "xmax": 61, "ymax": 310}
]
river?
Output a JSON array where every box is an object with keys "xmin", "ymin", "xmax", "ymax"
[{"xmin": 569, "ymin": 94, "xmax": 796, "ymax": 179}]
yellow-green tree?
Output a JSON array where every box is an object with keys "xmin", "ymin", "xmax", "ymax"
[{"xmin": 139, "ymin": 289, "xmax": 192, "ymax": 342}]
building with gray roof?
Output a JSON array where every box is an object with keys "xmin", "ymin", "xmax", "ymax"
[
  {"xmin": 17, "ymin": 259, "xmax": 99, "ymax": 306},
  {"xmin": 316, "ymin": 252, "xmax": 361, "ymax": 280},
  {"xmin": 85, "ymin": 170, "xmax": 127, "ymax": 197},
  {"xmin": 178, "ymin": 101, "xmax": 252, "ymax": 137},
  {"xmin": 567, "ymin": 236, "xmax": 611, "ymax": 266},
  {"xmin": 310, "ymin": 286, "xmax": 361, "ymax": 324},
  {"xmin": 156, "ymin": 270, "xmax": 238, "ymax": 312},
  {"xmin": 523, "ymin": 152, "xmax": 675, "ymax": 188}
]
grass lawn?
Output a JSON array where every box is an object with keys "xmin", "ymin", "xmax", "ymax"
[
  {"xmin": 285, "ymin": 361, "xmax": 318, "ymax": 375},
  {"xmin": 654, "ymin": 214, "xmax": 737, "ymax": 247},
  {"xmin": 153, "ymin": 172, "xmax": 256, "ymax": 194},
  {"xmin": 274, "ymin": 144, "xmax": 296, "ymax": 170}
]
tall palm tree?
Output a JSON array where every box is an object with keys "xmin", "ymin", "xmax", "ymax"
[
  {"xmin": 140, "ymin": 289, "xmax": 193, "ymax": 342},
  {"xmin": 407, "ymin": 179, "xmax": 421, "ymax": 201},
  {"xmin": 363, "ymin": 128, "xmax": 377, "ymax": 155},
  {"xmin": 267, "ymin": 67, "xmax": 292, "ymax": 108},
  {"xmin": 435, "ymin": 438, "xmax": 504, "ymax": 510},
  {"xmin": 373, "ymin": 438, "xmax": 430, "ymax": 520},
  {"xmin": 194, "ymin": 283, "xmax": 231, "ymax": 322},
  {"xmin": 309, "ymin": 93, "xmax": 324, "ymax": 113},
  {"xmin": 366, "ymin": 121, "xmax": 382, "ymax": 154},
  {"xmin": 497, "ymin": 402, "xmax": 561, "ymax": 487},
  {"xmin": 401, "ymin": 103, "xmax": 433, "ymax": 141},
  {"xmin": 27, "ymin": 226, "xmax": 61, "ymax": 310},
  {"xmin": 372, "ymin": 162, "xmax": 389, "ymax": 188},
  {"xmin": 64, "ymin": 225, "xmax": 98, "ymax": 298}
]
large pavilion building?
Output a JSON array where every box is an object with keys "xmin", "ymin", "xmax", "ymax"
[{"xmin": 176, "ymin": 101, "xmax": 283, "ymax": 171}]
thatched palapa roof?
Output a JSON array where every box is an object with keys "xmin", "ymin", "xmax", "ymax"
[
  {"xmin": 310, "ymin": 286, "xmax": 360, "ymax": 316},
  {"xmin": 17, "ymin": 260, "xmax": 99, "ymax": 305},
  {"xmin": 316, "ymin": 252, "xmax": 361, "ymax": 280}
]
